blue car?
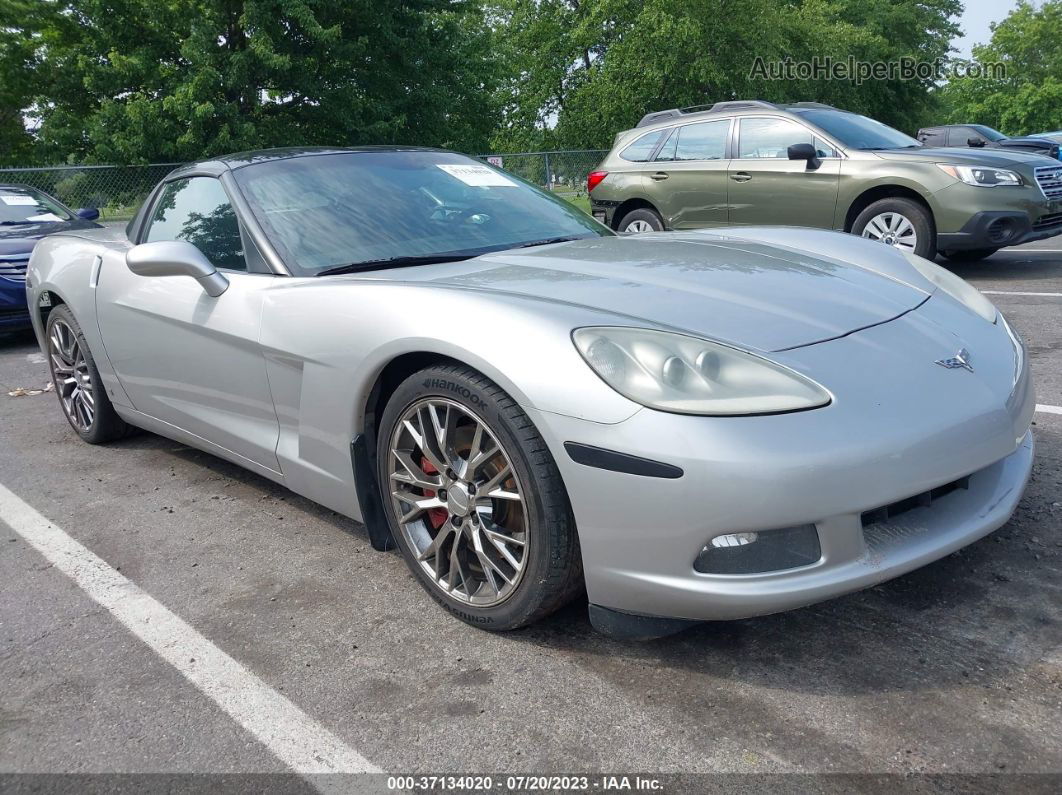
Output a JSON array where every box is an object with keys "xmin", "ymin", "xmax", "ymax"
[{"xmin": 1, "ymin": 184, "xmax": 102, "ymax": 330}]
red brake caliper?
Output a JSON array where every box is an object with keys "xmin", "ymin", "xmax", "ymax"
[{"xmin": 420, "ymin": 457, "xmax": 449, "ymax": 529}]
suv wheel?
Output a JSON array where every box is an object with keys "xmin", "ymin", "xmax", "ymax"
[
  {"xmin": 942, "ymin": 248, "xmax": 1000, "ymax": 262},
  {"xmin": 853, "ymin": 198, "xmax": 936, "ymax": 260},
  {"xmin": 616, "ymin": 207, "xmax": 664, "ymax": 233},
  {"xmin": 377, "ymin": 364, "xmax": 583, "ymax": 630}
]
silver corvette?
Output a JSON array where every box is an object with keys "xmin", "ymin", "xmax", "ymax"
[{"xmin": 26, "ymin": 147, "xmax": 1034, "ymax": 638}]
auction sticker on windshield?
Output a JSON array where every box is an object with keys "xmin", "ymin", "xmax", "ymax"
[
  {"xmin": 437, "ymin": 163, "xmax": 517, "ymax": 187},
  {"xmin": 1, "ymin": 195, "xmax": 38, "ymax": 205}
]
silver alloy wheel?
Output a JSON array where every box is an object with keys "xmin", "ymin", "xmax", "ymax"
[
  {"xmin": 861, "ymin": 211, "xmax": 918, "ymax": 252},
  {"xmin": 624, "ymin": 219, "xmax": 655, "ymax": 233},
  {"xmin": 387, "ymin": 397, "xmax": 529, "ymax": 607},
  {"xmin": 48, "ymin": 318, "xmax": 95, "ymax": 432}
]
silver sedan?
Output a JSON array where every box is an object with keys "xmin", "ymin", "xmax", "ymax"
[{"xmin": 26, "ymin": 147, "xmax": 1034, "ymax": 638}]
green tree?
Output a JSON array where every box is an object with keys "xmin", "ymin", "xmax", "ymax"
[
  {"xmin": 941, "ymin": 0, "xmax": 1062, "ymax": 135},
  {"xmin": 489, "ymin": 0, "xmax": 960, "ymax": 151},
  {"xmin": 0, "ymin": 0, "xmax": 50, "ymax": 165},
  {"xmin": 20, "ymin": 0, "xmax": 501, "ymax": 164}
]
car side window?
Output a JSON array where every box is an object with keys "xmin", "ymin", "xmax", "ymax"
[
  {"xmin": 738, "ymin": 118, "xmax": 816, "ymax": 159},
  {"xmin": 920, "ymin": 128, "xmax": 946, "ymax": 147},
  {"xmin": 654, "ymin": 128, "xmax": 678, "ymax": 162},
  {"xmin": 619, "ymin": 130, "xmax": 667, "ymax": 162},
  {"xmin": 951, "ymin": 127, "xmax": 980, "ymax": 146},
  {"xmin": 145, "ymin": 177, "xmax": 247, "ymax": 271},
  {"xmin": 814, "ymin": 137, "xmax": 837, "ymax": 158},
  {"xmin": 667, "ymin": 120, "xmax": 729, "ymax": 161}
]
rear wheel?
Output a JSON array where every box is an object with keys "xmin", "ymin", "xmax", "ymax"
[
  {"xmin": 853, "ymin": 198, "xmax": 936, "ymax": 260},
  {"xmin": 942, "ymin": 247, "xmax": 1000, "ymax": 262},
  {"xmin": 45, "ymin": 305, "xmax": 130, "ymax": 444},
  {"xmin": 616, "ymin": 207, "xmax": 664, "ymax": 233},
  {"xmin": 377, "ymin": 364, "xmax": 582, "ymax": 630}
]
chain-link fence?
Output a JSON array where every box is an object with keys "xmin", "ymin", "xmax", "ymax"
[
  {"xmin": 0, "ymin": 151, "xmax": 608, "ymax": 222},
  {"xmin": 0, "ymin": 163, "xmax": 180, "ymax": 222}
]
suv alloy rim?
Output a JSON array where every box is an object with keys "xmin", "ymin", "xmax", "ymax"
[
  {"xmin": 625, "ymin": 219, "xmax": 655, "ymax": 233},
  {"xmin": 387, "ymin": 397, "xmax": 529, "ymax": 607},
  {"xmin": 860, "ymin": 212, "xmax": 918, "ymax": 252},
  {"xmin": 48, "ymin": 318, "xmax": 95, "ymax": 432}
]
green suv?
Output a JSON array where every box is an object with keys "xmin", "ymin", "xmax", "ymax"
[{"xmin": 588, "ymin": 101, "xmax": 1062, "ymax": 261}]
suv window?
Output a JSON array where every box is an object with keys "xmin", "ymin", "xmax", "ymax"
[
  {"xmin": 949, "ymin": 127, "xmax": 981, "ymax": 146},
  {"xmin": 738, "ymin": 117, "xmax": 820, "ymax": 159},
  {"xmin": 619, "ymin": 130, "xmax": 667, "ymax": 162},
  {"xmin": 656, "ymin": 120, "xmax": 730, "ymax": 161},
  {"xmin": 145, "ymin": 177, "xmax": 247, "ymax": 271},
  {"xmin": 919, "ymin": 128, "xmax": 947, "ymax": 147}
]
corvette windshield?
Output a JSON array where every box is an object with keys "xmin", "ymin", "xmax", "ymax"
[
  {"xmin": 232, "ymin": 151, "xmax": 610, "ymax": 275},
  {"xmin": 795, "ymin": 110, "xmax": 922, "ymax": 151},
  {"xmin": 0, "ymin": 186, "xmax": 73, "ymax": 224}
]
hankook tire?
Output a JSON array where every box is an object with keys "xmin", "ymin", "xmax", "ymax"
[
  {"xmin": 377, "ymin": 363, "xmax": 583, "ymax": 630},
  {"xmin": 45, "ymin": 304, "xmax": 131, "ymax": 444}
]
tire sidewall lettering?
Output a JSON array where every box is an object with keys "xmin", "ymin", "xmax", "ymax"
[{"xmin": 422, "ymin": 378, "xmax": 487, "ymax": 409}]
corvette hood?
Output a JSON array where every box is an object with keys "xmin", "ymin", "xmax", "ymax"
[{"xmin": 398, "ymin": 232, "xmax": 930, "ymax": 352}]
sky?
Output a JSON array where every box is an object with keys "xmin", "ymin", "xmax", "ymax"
[{"xmin": 953, "ymin": 0, "xmax": 1019, "ymax": 58}]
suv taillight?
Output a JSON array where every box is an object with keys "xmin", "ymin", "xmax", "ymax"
[{"xmin": 587, "ymin": 171, "xmax": 608, "ymax": 193}]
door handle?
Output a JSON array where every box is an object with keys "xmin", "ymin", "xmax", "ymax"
[
  {"xmin": 729, "ymin": 172, "xmax": 752, "ymax": 183},
  {"xmin": 650, "ymin": 172, "xmax": 669, "ymax": 181}
]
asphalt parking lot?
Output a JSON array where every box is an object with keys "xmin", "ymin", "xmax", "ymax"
[{"xmin": 1, "ymin": 241, "xmax": 1060, "ymax": 792}]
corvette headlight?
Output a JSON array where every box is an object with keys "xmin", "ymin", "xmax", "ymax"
[
  {"xmin": 573, "ymin": 327, "xmax": 831, "ymax": 415},
  {"xmin": 937, "ymin": 164, "xmax": 1023, "ymax": 187},
  {"xmin": 900, "ymin": 251, "xmax": 997, "ymax": 323}
]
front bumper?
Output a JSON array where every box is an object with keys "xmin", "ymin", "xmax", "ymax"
[
  {"xmin": 0, "ymin": 276, "xmax": 31, "ymax": 329},
  {"xmin": 937, "ymin": 210, "xmax": 1062, "ymax": 251},
  {"xmin": 932, "ymin": 180, "xmax": 1062, "ymax": 250},
  {"xmin": 531, "ymin": 295, "xmax": 1035, "ymax": 622}
]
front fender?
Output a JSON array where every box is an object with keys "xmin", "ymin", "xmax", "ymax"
[
  {"xmin": 29, "ymin": 236, "xmax": 135, "ymax": 408},
  {"xmin": 258, "ymin": 279, "xmax": 641, "ymax": 519}
]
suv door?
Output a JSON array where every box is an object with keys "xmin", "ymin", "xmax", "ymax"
[
  {"xmin": 95, "ymin": 175, "xmax": 282, "ymax": 474},
  {"xmin": 727, "ymin": 116, "xmax": 841, "ymax": 228},
  {"xmin": 644, "ymin": 118, "xmax": 732, "ymax": 228}
]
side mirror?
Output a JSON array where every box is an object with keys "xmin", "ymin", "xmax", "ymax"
[
  {"xmin": 125, "ymin": 240, "xmax": 229, "ymax": 297},
  {"xmin": 76, "ymin": 207, "xmax": 100, "ymax": 221},
  {"xmin": 787, "ymin": 142, "xmax": 822, "ymax": 170},
  {"xmin": 967, "ymin": 138, "xmax": 986, "ymax": 148}
]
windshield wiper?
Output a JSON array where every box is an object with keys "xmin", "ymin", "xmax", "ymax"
[
  {"xmin": 510, "ymin": 235, "xmax": 589, "ymax": 249},
  {"xmin": 315, "ymin": 253, "xmax": 477, "ymax": 277},
  {"xmin": 0, "ymin": 220, "xmax": 36, "ymax": 226}
]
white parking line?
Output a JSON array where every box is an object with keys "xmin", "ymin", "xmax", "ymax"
[
  {"xmin": 982, "ymin": 291, "xmax": 1062, "ymax": 297},
  {"xmin": 1037, "ymin": 404, "xmax": 1062, "ymax": 416},
  {"xmin": 0, "ymin": 482, "xmax": 380, "ymax": 779}
]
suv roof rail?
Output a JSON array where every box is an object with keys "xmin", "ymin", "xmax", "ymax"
[
  {"xmin": 708, "ymin": 100, "xmax": 778, "ymax": 112},
  {"xmin": 635, "ymin": 109, "xmax": 685, "ymax": 128},
  {"xmin": 788, "ymin": 101, "xmax": 840, "ymax": 110},
  {"xmin": 634, "ymin": 99, "xmax": 778, "ymax": 128}
]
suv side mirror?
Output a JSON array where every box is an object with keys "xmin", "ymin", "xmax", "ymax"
[
  {"xmin": 967, "ymin": 137, "xmax": 986, "ymax": 148},
  {"xmin": 787, "ymin": 143, "xmax": 822, "ymax": 170},
  {"xmin": 76, "ymin": 207, "xmax": 100, "ymax": 221},
  {"xmin": 126, "ymin": 240, "xmax": 229, "ymax": 297}
]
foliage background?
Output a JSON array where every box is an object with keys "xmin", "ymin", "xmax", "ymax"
[{"xmin": 1, "ymin": 0, "xmax": 1059, "ymax": 166}]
